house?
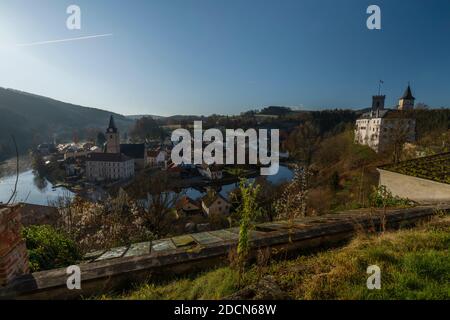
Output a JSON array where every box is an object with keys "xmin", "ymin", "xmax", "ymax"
[
  {"xmin": 198, "ymin": 164, "xmax": 223, "ymax": 180},
  {"xmin": 64, "ymin": 144, "xmax": 99, "ymax": 160},
  {"xmin": 355, "ymin": 85, "xmax": 416, "ymax": 153},
  {"xmin": 147, "ymin": 149, "xmax": 167, "ymax": 167},
  {"xmin": 201, "ymin": 192, "xmax": 231, "ymax": 215},
  {"xmin": 120, "ymin": 143, "xmax": 147, "ymax": 170},
  {"xmin": 377, "ymin": 153, "xmax": 450, "ymax": 203},
  {"xmin": 37, "ymin": 143, "xmax": 56, "ymax": 155},
  {"xmin": 176, "ymin": 196, "xmax": 201, "ymax": 215},
  {"xmin": 85, "ymin": 153, "xmax": 134, "ymax": 182}
]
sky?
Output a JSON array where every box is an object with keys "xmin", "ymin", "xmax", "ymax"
[{"xmin": 0, "ymin": 0, "xmax": 450, "ymax": 116}]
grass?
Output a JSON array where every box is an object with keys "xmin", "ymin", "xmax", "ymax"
[{"xmin": 106, "ymin": 215, "xmax": 450, "ymax": 300}]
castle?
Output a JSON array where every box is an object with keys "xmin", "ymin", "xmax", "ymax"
[{"xmin": 354, "ymin": 85, "xmax": 416, "ymax": 153}]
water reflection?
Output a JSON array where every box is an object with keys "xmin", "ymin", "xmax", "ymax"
[
  {"xmin": 0, "ymin": 166, "xmax": 293, "ymax": 206},
  {"xmin": 0, "ymin": 170, "xmax": 73, "ymax": 206}
]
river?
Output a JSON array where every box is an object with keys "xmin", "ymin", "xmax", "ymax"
[
  {"xmin": 0, "ymin": 166, "xmax": 293, "ymax": 206},
  {"xmin": 0, "ymin": 170, "xmax": 74, "ymax": 206}
]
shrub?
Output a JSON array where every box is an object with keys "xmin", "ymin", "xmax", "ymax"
[
  {"xmin": 368, "ymin": 185, "xmax": 414, "ymax": 208},
  {"xmin": 22, "ymin": 225, "xmax": 81, "ymax": 272}
]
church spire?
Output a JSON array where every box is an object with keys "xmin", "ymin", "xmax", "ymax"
[
  {"xmin": 106, "ymin": 115, "xmax": 120, "ymax": 153},
  {"xmin": 107, "ymin": 115, "xmax": 118, "ymax": 133},
  {"xmin": 401, "ymin": 84, "xmax": 415, "ymax": 100}
]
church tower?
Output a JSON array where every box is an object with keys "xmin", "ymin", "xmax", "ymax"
[
  {"xmin": 106, "ymin": 115, "xmax": 120, "ymax": 154},
  {"xmin": 372, "ymin": 95, "xmax": 385, "ymax": 111},
  {"xmin": 398, "ymin": 84, "xmax": 415, "ymax": 111}
]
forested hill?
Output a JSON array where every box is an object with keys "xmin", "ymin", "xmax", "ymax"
[{"xmin": 0, "ymin": 87, "xmax": 132, "ymax": 161}]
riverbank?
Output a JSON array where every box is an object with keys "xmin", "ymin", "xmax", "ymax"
[{"xmin": 0, "ymin": 155, "xmax": 32, "ymax": 178}]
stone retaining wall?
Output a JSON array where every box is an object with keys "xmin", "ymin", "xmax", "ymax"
[
  {"xmin": 0, "ymin": 206, "xmax": 29, "ymax": 287},
  {"xmin": 0, "ymin": 205, "xmax": 448, "ymax": 300}
]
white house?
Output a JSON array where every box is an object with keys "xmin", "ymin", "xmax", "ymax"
[
  {"xmin": 86, "ymin": 153, "xmax": 134, "ymax": 182},
  {"xmin": 198, "ymin": 164, "xmax": 223, "ymax": 180},
  {"xmin": 201, "ymin": 193, "xmax": 230, "ymax": 216},
  {"xmin": 147, "ymin": 149, "xmax": 167, "ymax": 167}
]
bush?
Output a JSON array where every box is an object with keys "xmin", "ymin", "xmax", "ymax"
[
  {"xmin": 368, "ymin": 185, "xmax": 414, "ymax": 208},
  {"xmin": 22, "ymin": 225, "xmax": 81, "ymax": 272}
]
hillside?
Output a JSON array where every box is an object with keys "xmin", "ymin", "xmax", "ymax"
[{"xmin": 0, "ymin": 87, "xmax": 133, "ymax": 161}]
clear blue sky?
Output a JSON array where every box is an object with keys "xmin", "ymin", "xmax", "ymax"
[{"xmin": 0, "ymin": 0, "xmax": 449, "ymax": 116}]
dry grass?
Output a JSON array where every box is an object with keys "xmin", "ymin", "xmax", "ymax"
[{"xmin": 106, "ymin": 215, "xmax": 450, "ymax": 300}]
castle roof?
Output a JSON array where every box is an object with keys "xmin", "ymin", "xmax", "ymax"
[
  {"xmin": 358, "ymin": 109, "xmax": 415, "ymax": 120},
  {"xmin": 401, "ymin": 85, "xmax": 415, "ymax": 100}
]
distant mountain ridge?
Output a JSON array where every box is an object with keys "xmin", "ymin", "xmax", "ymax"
[
  {"xmin": 126, "ymin": 114, "xmax": 165, "ymax": 120},
  {"xmin": 0, "ymin": 87, "xmax": 132, "ymax": 160}
]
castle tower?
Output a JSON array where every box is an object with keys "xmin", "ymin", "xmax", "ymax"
[
  {"xmin": 106, "ymin": 115, "xmax": 120, "ymax": 154},
  {"xmin": 372, "ymin": 95, "xmax": 385, "ymax": 111},
  {"xmin": 398, "ymin": 84, "xmax": 415, "ymax": 111}
]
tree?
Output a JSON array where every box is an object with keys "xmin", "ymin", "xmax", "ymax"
[
  {"xmin": 139, "ymin": 172, "xmax": 181, "ymax": 238},
  {"xmin": 330, "ymin": 171, "xmax": 340, "ymax": 191},
  {"xmin": 275, "ymin": 164, "xmax": 309, "ymax": 219},
  {"xmin": 286, "ymin": 121, "xmax": 320, "ymax": 165},
  {"xmin": 415, "ymin": 102, "xmax": 429, "ymax": 110},
  {"xmin": 284, "ymin": 121, "xmax": 320, "ymax": 216},
  {"xmin": 129, "ymin": 116, "xmax": 164, "ymax": 142},
  {"xmin": 386, "ymin": 119, "xmax": 413, "ymax": 163},
  {"xmin": 96, "ymin": 132, "xmax": 106, "ymax": 147}
]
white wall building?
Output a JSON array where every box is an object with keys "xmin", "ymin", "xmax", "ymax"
[
  {"xmin": 201, "ymin": 193, "xmax": 230, "ymax": 216},
  {"xmin": 355, "ymin": 85, "xmax": 416, "ymax": 153},
  {"xmin": 147, "ymin": 149, "xmax": 167, "ymax": 167},
  {"xmin": 198, "ymin": 164, "xmax": 223, "ymax": 180},
  {"xmin": 86, "ymin": 153, "xmax": 134, "ymax": 182}
]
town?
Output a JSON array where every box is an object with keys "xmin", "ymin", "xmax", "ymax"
[{"xmin": 0, "ymin": 0, "xmax": 449, "ymax": 305}]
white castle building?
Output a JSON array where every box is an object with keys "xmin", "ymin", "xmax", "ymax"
[{"xmin": 354, "ymin": 85, "xmax": 416, "ymax": 153}]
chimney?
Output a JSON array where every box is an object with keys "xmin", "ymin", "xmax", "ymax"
[{"xmin": 0, "ymin": 205, "xmax": 29, "ymax": 287}]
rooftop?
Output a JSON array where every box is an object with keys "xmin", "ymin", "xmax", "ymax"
[
  {"xmin": 120, "ymin": 144, "xmax": 146, "ymax": 159},
  {"xmin": 86, "ymin": 153, "xmax": 132, "ymax": 162},
  {"xmin": 379, "ymin": 152, "xmax": 450, "ymax": 184},
  {"xmin": 401, "ymin": 85, "xmax": 415, "ymax": 100}
]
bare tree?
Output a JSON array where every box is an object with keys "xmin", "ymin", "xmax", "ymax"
[
  {"xmin": 140, "ymin": 172, "xmax": 181, "ymax": 237},
  {"xmin": 387, "ymin": 119, "xmax": 413, "ymax": 163},
  {"xmin": 5, "ymin": 135, "xmax": 19, "ymax": 205},
  {"xmin": 283, "ymin": 122, "xmax": 320, "ymax": 216},
  {"xmin": 286, "ymin": 121, "xmax": 320, "ymax": 166}
]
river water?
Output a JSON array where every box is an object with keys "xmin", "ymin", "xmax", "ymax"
[
  {"xmin": 0, "ymin": 166, "xmax": 293, "ymax": 206},
  {"xmin": 0, "ymin": 170, "xmax": 74, "ymax": 206}
]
